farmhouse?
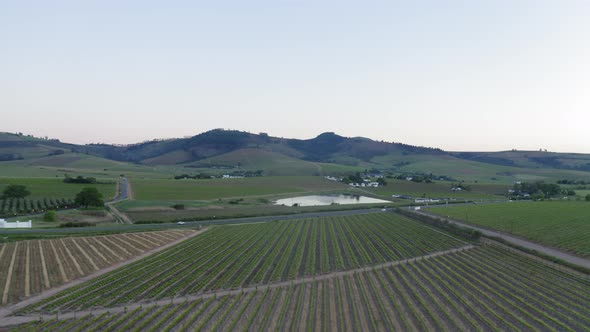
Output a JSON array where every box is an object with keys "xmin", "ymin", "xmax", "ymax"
[
  {"xmin": 0, "ymin": 219, "xmax": 32, "ymax": 228},
  {"xmin": 222, "ymin": 174, "xmax": 245, "ymax": 179}
]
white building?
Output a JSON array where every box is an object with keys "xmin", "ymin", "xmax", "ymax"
[
  {"xmin": 414, "ymin": 198, "xmax": 440, "ymax": 204},
  {"xmin": 0, "ymin": 219, "xmax": 32, "ymax": 228}
]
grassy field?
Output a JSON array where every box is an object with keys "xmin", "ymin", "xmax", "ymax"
[
  {"xmin": 429, "ymin": 201, "xmax": 590, "ymax": 257},
  {"xmin": 5, "ymin": 209, "xmax": 118, "ymax": 228},
  {"xmin": 365, "ymin": 179, "xmax": 509, "ymax": 201},
  {"xmin": 0, "ymin": 178, "xmax": 116, "ymax": 200},
  {"xmin": 0, "ymin": 154, "xmax": 184, "ymax": 179},
  {"xmin": 373, "ymin": 153, "xmax": 590, "ymax": 184},
  {"xmin": 184, "ymin": 148, "xmax": 363, "ymax": 176},
  {"xmin": 130, "ymin": 176, "xmax": 348, "ymax": 201}
]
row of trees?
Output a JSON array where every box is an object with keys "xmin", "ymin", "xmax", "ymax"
[{"xmin": 2, "ymin": 185, "xmax": 103, "ymax": 208}]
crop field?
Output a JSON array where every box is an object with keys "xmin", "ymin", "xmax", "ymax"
[
  {"xmin": 11, "ymin": 243, "xmax": 590, "ymax": 331},
  {"xmin": 429, "ymin": 201, "xmax": 590, "ymax": 257},
  {"xmin": 0, "ymin": 229, "xmax": 195, "ymax": 305},
  {"xmin": 131, "ymin": 176, "xmax": 347, "ymax": 201},
  {"xmin": 0, "ymin": 198, "xmax": 75, "ymax": 217},
  {"xmin": 18, "ymin": 213, "xmax": 467, "ymax": 312},
  {"xmin": 0, "ymin": 178, "xmax": 116, "ymax": 201}
]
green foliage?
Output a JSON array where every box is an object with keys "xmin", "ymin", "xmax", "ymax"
[
  {"xmin": 63, "ymin": 175, "xmax": 97, "ymax": 184},
  {"xmin": 75, "ymin": 187, "xmax": 104, "ymax": 207},
  {"xmin": 512, "ymin": 181, "xmax": 561, "ymax": 198},
  {"xmin": 43, "ymin": 210, "xmax": 57, "ymax": 222},
  {"xmin": 171, "ymin": 204, "xmax": 185, "ymax": 210},
  {"xmin": 586, "ymin": 194, "xmax": 590, "ymax": 202},
  {"xmin": 59, "ymin": 221, "xmax": 95, "ymax": 228},
  {"xmin": 2, "ymin": 184, "xmax": 30, "ymax": 199},
  {"xmin": 430, "ymin": 201, "xmax": 590, "ymax": 257},
  {"xmin": 23, "ymin": 213, "xmax": 465, "ymax": 311},
  {"xmin": 396, "ymin": 208, "xmax": 482, "ymax": 241}
]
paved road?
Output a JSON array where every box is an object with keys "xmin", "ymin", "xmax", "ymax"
[
  {"xmin": 416, "ymin": 208, "xmax": 590, "ymax": 269},
  {"xmin": 104, "ymin": 177, "xmax": 133, "ymax": 224},
  {"xmin": 0, "ymin": 208, "xmax": 389, "ymax": 235}
]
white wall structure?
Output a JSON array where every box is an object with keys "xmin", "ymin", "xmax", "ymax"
[{"xmin": 0, "ymin": 219, "xmax": 32, "ymax": 228}]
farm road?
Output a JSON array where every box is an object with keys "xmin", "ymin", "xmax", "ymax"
[
  {"xmin": 105, "ymin": 177, "xmax": 133, "ymax": 224},
  {"xmin": 416, "ymin": 209, "xmax": 590, "ymax": 269},
  {"xmin": 0, "ymin": 244, "xmax": 474, "ymax": 327},
  {"xmin": 0, "ymin": 228, "xmax": 208, "ymax": 322},
  {"xmin": 0, "ymin": 207, "xmax": 390, "ymax": 234}
]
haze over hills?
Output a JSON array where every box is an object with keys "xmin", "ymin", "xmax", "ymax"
[{"xmin": 1, "ymin": 129, "xmax": 590, "ymax": 182}]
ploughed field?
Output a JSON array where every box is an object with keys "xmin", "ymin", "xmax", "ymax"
[
  {"xmin": 14, "ymin": 244, "xmax": 590, "ymax": 332},
  {"xmin": 429, "ymin": 201, "xmax": 590, "ymax": 257},
  {"xmin": 20, "ymin": 213, "xmax": 466, "ymax": 312},
  {"xmin": 0, "ymin": 229, "xmax": 195, "ymax": 305}
]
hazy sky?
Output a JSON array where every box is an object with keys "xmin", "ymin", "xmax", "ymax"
[{"xmin": 1, "ymin": 1, "xmax": 589, "ymax": 152}]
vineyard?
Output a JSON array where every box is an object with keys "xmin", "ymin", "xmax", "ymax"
[
  {"xmin": 0, "ymin": 198, "xmax": 76, "ymax": 217},
  {"xmin": 18, "ymin": 213, "xmax": 468, "ymax": 312},
  {"xmin": 429, "ymin": 201, "xmax": 590, "ymax": 257},
  {"xmin": 0, "ymin": 229, "xmax": 195, "ymax": 305},
  {"xmin": 11, "ymin": 244, "xmax": 590, "ymax": 331}
]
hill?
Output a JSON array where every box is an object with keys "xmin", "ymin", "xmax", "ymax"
[{"xmin": 1, "ymin": 130, "xmax": 590, "ymax": 182}]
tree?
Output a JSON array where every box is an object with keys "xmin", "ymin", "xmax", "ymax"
[
  {"xmin": 75, "ymin": 187, "xmax": 104, "ymax": 208},
  {"xmin": 2, "ymin": 184, "xmax": 30, "ymax": 199},
  {"xmin": 586, "ymin": 194, "xmax": 590, "ymax": 202},
  {"xmin": 377, "ymin": 178, "xmax": 387, "ymax": 186},
  {"xmin": 43, "ymin": 210, "xmax": 57, "ymax": 222}
]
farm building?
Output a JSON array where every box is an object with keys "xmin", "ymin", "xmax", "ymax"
[{"xmin": 0, "ymin": 219, "xmax": 32, "ymax": 228}]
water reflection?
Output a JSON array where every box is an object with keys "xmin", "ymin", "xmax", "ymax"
[{"xmin": 274, "ymin": 194, "xmax": 390, "ymax": 207}]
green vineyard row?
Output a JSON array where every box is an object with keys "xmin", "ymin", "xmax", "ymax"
[
  {"xmin": 21, "ymin": 213, "xmax": 467, "ymax": 313},
  {"xmin": 14, "ymin": 244, "xmax": 590, "ymax": 332}
]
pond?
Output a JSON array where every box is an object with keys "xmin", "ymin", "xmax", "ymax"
[{"xmin": 274, "ymin": 194, "xmax": 390, "ymax": 207}]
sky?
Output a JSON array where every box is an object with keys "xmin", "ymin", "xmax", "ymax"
[{"xmin": 1, "ymin": 0, "xmax": 589, "ymax": 152}]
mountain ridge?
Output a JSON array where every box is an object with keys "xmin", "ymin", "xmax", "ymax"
[{"xmin": 1, "ymin": 130, "xmax": 589, "ymax": 176}]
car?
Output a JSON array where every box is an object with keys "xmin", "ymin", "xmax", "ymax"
[
  {"xmin": 381, "ymin": 208, "xmax": 387, "ymax": 211},
  {"xmin": 177, "ymin": 221, "xmax": 186, "ymax": 225}
]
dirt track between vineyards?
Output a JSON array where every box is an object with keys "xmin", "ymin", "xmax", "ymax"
[
  {"xmin": 416, "ymin": 209, "xmax": 590, "ymax": 269},
  {"xmin": 0, "ymin": 244, "xmax": 474, "ymax": 327}
]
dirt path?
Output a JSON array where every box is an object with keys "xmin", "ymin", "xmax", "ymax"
[
  {"xmin": 0, "ymin": 228, "xmax": 206, "ymax": 323},
  {"xmin": 417, "ymin": 209, "xmax": 590, "ymax": 269},
  {"xmin": 2, "ymin": 243, "xmax": 18, "ymax": 305},
  {"xmin": 38, "ymin": 241, "xmax": 50, "ymax": 289},
  {"xmin": 24, "ymin": 242, "xmax": 30, "ymax": 297},
  {"xmin": 0, "ymin": 244, "xmax": 473, "ymax": 327}
]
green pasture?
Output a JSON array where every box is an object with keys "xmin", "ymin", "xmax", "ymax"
[
  {"xmin": 372, "ymin": 154, "xmax": 590, "ymax": 184},
  {"xmin": 0, "ymin": 154, "xmax": 183, "ymax": 179},
  {"xmin": 0, "ymin": 177, "xmax": 116, "ymax": 200},
  {"xmin": 365, "ymin": 179, "xmax": 509, "ymax": 200},
  {"xmin": 130, "ymin": 176, "xmax": 348, "ymax": 201},
  {"xmin": 429, "ymin": 201, "xmax": 590, "ymax": 257}
]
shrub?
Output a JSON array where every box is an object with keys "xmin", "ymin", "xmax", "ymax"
[{"xmin": 43, "ymin": 210, "xmax": 57, "ymax": 222}]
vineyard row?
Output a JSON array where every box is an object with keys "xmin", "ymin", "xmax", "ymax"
[
  {"xmin": 0, "ymin": 229, "xmax": 195, "ymax": 305},
  {"xmin": 13, "ymin": 244, "xmax": 590, "ymax": 332},
  {"xmin": 22, "ymin": 213, "xmax": 467, "ymax": 312}
]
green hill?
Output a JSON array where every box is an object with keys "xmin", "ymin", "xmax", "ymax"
[{"xmin": 1, "ymin": 130, "xmax": 590, "ymax": 182}]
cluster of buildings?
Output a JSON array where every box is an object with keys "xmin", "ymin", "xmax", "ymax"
[{"xmin": 324, "ymin": 176, "xmax": 382, "ymax": 188}]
